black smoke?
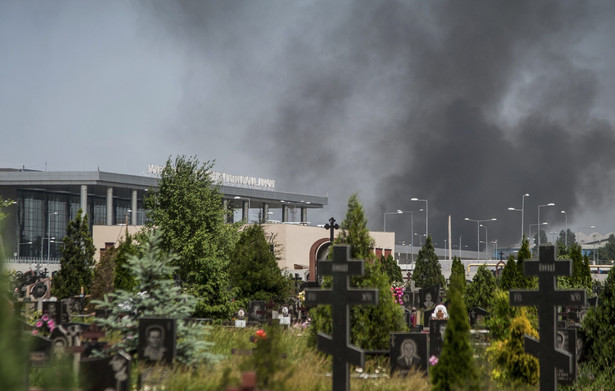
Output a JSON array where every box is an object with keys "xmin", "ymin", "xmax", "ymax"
[{"xmin": 138, "ymin": 1, "xmax": 615, "ymax": 249}]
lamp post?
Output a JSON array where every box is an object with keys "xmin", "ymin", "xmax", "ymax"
[
  {"xmin": 410, "ymin": 197, "xmax": 428, "ymax": 238},
  {"xmin": 537, "ymin": 203, "xmax": 555, "ymax": 247},
  {"xmin": 480, "ymin": 224, "xmax": 490, "ymax": 259},
  {"xmin": 507, "ymin": 193, "xmax": 529, "ymax": 243},
  {"xmin": 383, "ymin": 210, "xmax": 403, "ymax": 231},
  {"xmin": 561, "ymin": 210, "xmax": 568, "ymax": 248},
  {"xmin": 529, "ymin": 222, "xmax": 548, "ymax": 248},
  {"xmin": 459, "ymin": 235, "xmax": 462, "ymax": 258},
  {"xmin": 465, "ymin": 217, "xmax": 496, "ymax": 260}
]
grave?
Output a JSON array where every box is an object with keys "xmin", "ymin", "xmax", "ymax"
[
  {"xmin": 304, "ymin": 245, "xmax": 379, "ymax": 391},
  {"xmin": 235, "ymin": 308, "xmax": 247, "ymax": 328},
  {"xmin": 80, "ymin": 351, "xmax": 131, "ymax": 391},
  {"xmin": 390, "ymin": 332, "xmax": 428, "ymax": 376},
  {"xmin": 509, "ymin": 246, "xmax": 586, "ymax": 390},
  {"xmin": 429, "ymin": 319, "xmax": 447, "ymax": 358},
  {"xmin": 248, "ymin": 300, "xmax": 267, "ymax": 322},
  {"xmin": 556, "ymin": 328, "xmax": 578, "ymax": 385},
  {"xmin": 468, "ymin": 307, "xmax": 490, "ymax": 328}
]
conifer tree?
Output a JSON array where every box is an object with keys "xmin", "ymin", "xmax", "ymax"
[
  {"xmin": 309, "ymin": 194, "xmax": 405, "ymax": 350},
  {"xmin": 581, "ymin": 266, "xmax": 615, "ymax": 372},
  {"xmin": 516, "ymin": 236, "xmax": 534, "ymax": 288},
  {"xmin": 113, "ymin": 232, "xmax": 140, "ymax": 292},
  {"xmin": 51, "ymin": 209, "xmax": 95, "ymax": 299},
  {"xmin": 412, "ymin": 235, "xmax": 445, "ymax": 288},
  {"xmin": 431, "ymin": 271, "xmax": 479, "ymax": 390},
  {"xmin": 465, "ymin": 265, "xmax": 497, "ymax": 310},
  {"xmin": 90, "ymin": 244, "xmax": 116, "ymax": 301},
  {"xmin": 499, "ymin": 254, "xmax": 522, "ymax": 291},
  {"xmin": 450, "ymin": 256, "xmax": 466, "ymax": 293},
  {"xmin": 380, "ymin": 253, "xmax": 403, "ymax": 284},
  {"xmin": 569, "ymin": 243, "xmax": 592, "ymax": 290},
  {"xmin": 145, "ymin": 155, "xmax": 240, "ymax": 318},
  {"xmin": 229, "ymin": 224, "xmax": 292, "ymax": 303},
  {"xmin": 93, "ymin": 233, "xmax": 216, "ymax": 364},
  {"xmin": 488, "ymin": 310, "xmax": 539, "ymax": 386}
]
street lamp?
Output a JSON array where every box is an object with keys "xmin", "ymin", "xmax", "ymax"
[
  {"xmin": 561, "ymin": 210, "xmax": 568, "ymax": 248},
  {"xmin": 383, "ymin": 209, "xmax": 403, "ymax": 231},
  {"xmin": 537, "ymin": 202, "xmax": 555, "ymax": 247},
  {"xmin": 410, "ymin": 197, "xmax": 428, "ymax": 238},
  {"xmin": 529, "ymin": 222, "xmax": 548, "ymax": 247},
  {"xmin": 465, "ymin": 217, "xmax": 496, "ymax": 260},
  {"xmin": 414, "ymin": 233, "xmax": 426, "ymax": 246},
  {"xmin": 480, "ymin": 224, "xmax": 490, "ymax": 259},
  {"xmin": 507, "ymin": 193, "xmax": 529, "ymax": 243}
]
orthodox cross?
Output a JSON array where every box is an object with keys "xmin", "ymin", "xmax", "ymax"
[
  {"xmin": 324, "ymin": 217, "xmax": 339, "ymax": 243},
  {"xmin": 509, "ymin": 246, "xmax": 586, "ymax": 390},
  {"xmin": 304, "ymin": 245, "xmax": 379, "ymax": 391}
]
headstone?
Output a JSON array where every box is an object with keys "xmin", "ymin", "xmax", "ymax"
[
  {"xmin": 304, "ymin": 245, "xmax": 379, "ymax": 391},
  {"xmin": 390, "ymin": 333, "xmax": 428, "ymax": 376},
  {"xmin": 419, "ymin": 285, "xmax": 439, "ymax": 310},
  {"xmin": 138, "ymin": 318, "xmax": 176, "ymax": 365},
  {"xmin": 429, "ymin": 319, "xmax": 448, "ymax": 358},
  {"xmin": 278, "ymin": 305, "xmax": 291, "ymax": 326},
  {"xmin": 80, "ymin": 351, "xmax": 131, "ymax": 391},
  {"xmin": 423, "ymin": 308, "xmax": 434, "ymax": 329},
  {"xmin": 235, "ymin": 308, "xmax": 247, "ymax": 328},
  {"xmin": 42, "ymin": 300, "xmax": 62, "ymax": 322},
  {"xmin": 556, "ymin": 328, "xmax": 578, "ymax": 385},
  {"xmin": 468, "ymin": 307, "xmax": 490, "ymax": 328},
  {"xmin": 248, "ymin": 300, "xmax": 266, "ymax": 322},
  {"xmin": 509, "ymin": 246, "xmax": 586, "ymax": 390},
  {"xmin": 29, "ymin": 334, "xmax": 52, "ymax": 367}
]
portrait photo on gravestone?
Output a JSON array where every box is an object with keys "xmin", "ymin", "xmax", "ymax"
[
  {"xmin": 390, "ymin": 333, "xmax": 428, "ymax": 375},
  {"xmin": 138, "ymin": 318, "xmax": 176, "ymax": 365}
]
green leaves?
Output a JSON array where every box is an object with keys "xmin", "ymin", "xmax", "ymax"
[{"xmin": 412, "ymin": 235, "xmax": 445, "ymax": 288}]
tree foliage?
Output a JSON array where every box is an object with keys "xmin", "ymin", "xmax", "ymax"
[
  {"xmin": 431, "ymin": 272, "xmax": 479, "ymax": 390},
  {"xmin": 412, "ymin": 235, "xmax": 445, "ymax": 288},
  {"xmin": 145, "ymin": 155, "xmax": 240, "ymax": 318},
  {"xmin": 51, "ymin": 209, "xmax": 95, "ymax": 299},
  {"xmin": 113, "ymin": 232, "xmax": 140, "ymax": 292},
  {"xmin": 488, "ymin": 310, "xmax": 539, "ymax": 386},
  {"xmin": 309, "ymin": 194, "xmax": 405, "ymax": 350},
  {"xmin": 465, "ymin": 265, "xmax": 497, "ymax": 310},
  {"xmin": 450, "ymin": 256, "xmax": 466, "ymax": 293},
  {"xmin": 93, "ymin": 233, "xmax": 217, "ymax": 364},
  {"xmin": 516, "ymin": 236, "xmax": 535, "ymax": 289},
  {"xmin": 90, "ymin": 245, "xmax": 116, "ymax": 301},
  {"xmin": 229, "ymin": 224, "xmax": 292, "ymax": 304},
  {"xmin": 379, "ymin": 253, "xmax": 403, "ymax": 284},
  {"xmin": 598, "ymin": 234, "xmax": 615, "ymax": 261},
  {"xmin": 484, "ymin": 289, "xmax": 521, "ymax": 341},
  {"xmin": 499, "ymin": 255, "xmax": 523, "ymax": 291},
  {"xmin": 581, "ymin": 266, "xmax": 615, "ymax": 372},
  {"xmin": 566, "ymin": 243, "xmax": 592, "ymax": 291}
]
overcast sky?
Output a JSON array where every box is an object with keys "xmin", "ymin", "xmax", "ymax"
[{"xmin": 3, "ymin": 1, "xmax": 615, "ymax": 251}]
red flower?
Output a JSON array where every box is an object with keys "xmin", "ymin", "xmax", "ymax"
[{"xmin": 255, "ymin": 329, "xmax": 267, "ymax": 341}]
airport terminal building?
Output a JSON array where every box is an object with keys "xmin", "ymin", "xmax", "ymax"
[{"xmin": 0, "ymin": 167, "xmax": 395, "ymax": 280}]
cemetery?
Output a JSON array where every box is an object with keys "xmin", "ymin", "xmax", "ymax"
[{"xmin": 2, "ymin": 160, "xmax": 615, "ymax": 391}]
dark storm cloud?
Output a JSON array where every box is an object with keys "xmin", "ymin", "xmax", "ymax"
[{"xmin": 138, "ymin": 1, "xmax": 615, "ymax": 248}]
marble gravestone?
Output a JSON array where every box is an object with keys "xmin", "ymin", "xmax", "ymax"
[
  {"xmin": 509, "ymin": 246, "xmax": 586, "ymax": 390},
  {"xmin": 429, "ymin": 319, "xmax": 448, "ymax": 358},
  {"xmin": 304, "ymin": 245, "xmax": 378, "ymax": 391},
  {"xmin": 390, "ymin": 333, "xmax": 428, "ymax": 376}
]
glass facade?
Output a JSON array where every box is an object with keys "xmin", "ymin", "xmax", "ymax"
[{"xmin": 14, "ymin": 187, "xmax": 146, "ymax": 261}]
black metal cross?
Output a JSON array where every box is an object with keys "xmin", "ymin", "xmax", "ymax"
[
  {"xmin": 304, "ymin": 245, "xmax": 379, "ymax": 391},
  {"xmin": 324, "ymin": 217, "xmax": 339, "ymax": 243},
  {"xmin": 509, "ymin": 246, "xmax": 586, "ymax": 390}
]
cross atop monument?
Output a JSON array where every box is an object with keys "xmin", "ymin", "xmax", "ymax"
[
  {"xmin": 510, "ymin": 246, "xmax": 586, "ymax": 390},
  {"xmin": 324, "ymin": 217, "xmax": 339, "ymax": 243},
  {"xmin": 304, "ymin": 245, "xmax": 378, "ymax": 391}
]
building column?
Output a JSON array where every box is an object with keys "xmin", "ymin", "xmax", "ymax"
[
  {"xmin": 282, "ymin": 205, "xmax": 289, "ymax": 222},
  {"xmin": 106, "ymin": 187, "xmax": 113, "ymax": 225},
  {"xmin": 242, "ymin": 200, "xmax": 249, "ymax": 223},
  {"xmin": 80, "ymin": 185, "xmax": 88, "ymax": 215},
  {"xmin": 262, "ymin": 203, "xmax": 270, "ymax": 223},
  {"xmin": 131, "ymin": 190, "xmax": 138, "ymax": 225},
  {"xmin": 301, "ymin": 207, "xmax": 307, "ymax": 223}
]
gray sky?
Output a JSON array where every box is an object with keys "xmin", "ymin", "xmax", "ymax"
[{"xmin": 2, "ymin": 1, "xmax": 615, "ymax": 250}]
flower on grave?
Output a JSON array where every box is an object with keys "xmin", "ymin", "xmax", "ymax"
[
  {"xmin": 429, "ymin": 355, "xmax": 439, "ymax": 366},
  {"xmin": 297, "ymin": 290, "xmax": 305, "ymax": 305},
  {"xmin": 390, "ymin": 283, "xmax": 405, "ymax": 306},
  {"xmin": 32, "ymin": 314, "xmax": 56, "ymax": 337},
  {"xmin": 254, "ymin": 328, "xmax": 267, "ymax": 341}
]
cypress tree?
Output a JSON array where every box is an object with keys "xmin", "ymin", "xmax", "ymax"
[
  {"xmin": 113, "ymin": 232, "xmax": 140, "ymax": 292},
  {"xmin": 412, "ymin": 235, "xmax": 445, "ymax": 288},
  {"xmin": 465, "ymin": 265, "xmax": 497, "ymax": 310},
  {"xmin": 90, "ymin": 244, "xmax": 116, "ymax": 301},
  {"xmin": 581, "ymin": 266, "xmax": 615, "ymax": 372},
  {"xmin": 450, "ymin": 256, "xmax": 466, "ymax": 293},
  {"xmin": 430, "ymin": 271, "xmax": 479, "ymax": 390},
  {"xmin": 51, "ymin": 209, "xmax": 95, "ymax": 299},
  {"xmin": 229, "ymin": 224, "xmax": 292, "ymax": 303},
  {"xmin": 499, "ymin": 254, "xmax": 522, "ymax": 291},
  {"xmin": 309, "ymin": 194, "xmax": 406, "ymax": 350},
  {"xmin": 516, "ymin": 236, "xmax": 533, "ymax": 288},
  {"xmin": 380, "ymin": 253, "xmax": 403, "ymax": 284}
]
